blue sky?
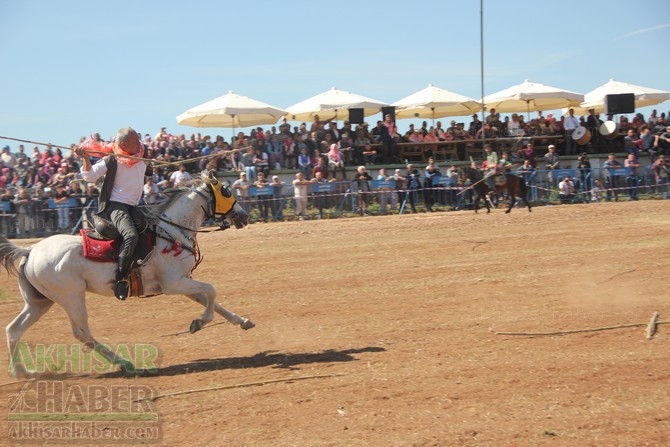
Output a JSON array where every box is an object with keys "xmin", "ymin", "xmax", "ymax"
[{"xmin": 1, "ymin": 0, "xmax": 669, "ymax": 150}]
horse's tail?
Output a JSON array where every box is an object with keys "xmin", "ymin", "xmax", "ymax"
[{"xmin": 0, "ymin": 235, "xmax": 31, "ymax": 277}]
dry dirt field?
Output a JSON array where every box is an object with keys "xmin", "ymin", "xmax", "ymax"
[{"xmin": 0, "ymin": 200, "xmax": 669, "ymax": 447}]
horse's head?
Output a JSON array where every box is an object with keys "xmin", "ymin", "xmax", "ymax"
[
  {"xmin": 459, "ymin": 165, "xmax": 478, "ymax": 181},
  {"xmin": 202, "ymin": 170, "xmax": 249, "ymax": 229}
]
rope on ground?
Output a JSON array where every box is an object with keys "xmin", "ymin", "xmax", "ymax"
[
  {"xmin": 135, "ymin": 373, "xmax": 345, "ymax": 402},
  {"xmin": 496, "ymin": 315, "xmax": 668, "ymax": 338},
  {"xmin": 594, "ymin": 268, "xmax": 637, "ymax": 285},
  {"xmin": 0, "ymin": 378, "xmax": 35, "ymax": 388},
  {"xmin": 462, "ymin": 239, "xmax": 488, "ymax": 251}
]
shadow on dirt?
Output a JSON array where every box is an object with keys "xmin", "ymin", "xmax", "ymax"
[{"xmin": 93, "ymin": 345, "xmax": 386, "ymax": 379}]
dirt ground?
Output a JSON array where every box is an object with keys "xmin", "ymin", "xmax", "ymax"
[{"xmin": 0, "ymin": 200, "xmax": 668, "ymax": 447}]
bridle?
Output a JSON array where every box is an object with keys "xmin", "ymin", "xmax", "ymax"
[
  {"xmin": 153, "ymin": 183, "xmax": 230, "ymax": 267},
  {"xmin": 157, "ymin": 184, "xmax": 231, "ymax": 234}
]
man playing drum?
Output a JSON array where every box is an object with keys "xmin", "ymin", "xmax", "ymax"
[
  {"xmin": 564, "ymin": 108, "xmax": 581, "ymax": 156},
  {"xmin": 586, "ymin": 108, "xmax": 603, "ymax": 153}
]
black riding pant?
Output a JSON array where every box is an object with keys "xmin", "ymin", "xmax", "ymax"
[{"xmin": 104, "ymin": 201, "xmax": 139, "ymax": 272}]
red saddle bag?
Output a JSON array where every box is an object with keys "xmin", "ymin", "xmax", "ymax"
[{"xmin": 80, "ymin": 229, "xmax": 155, "ymax": 263}]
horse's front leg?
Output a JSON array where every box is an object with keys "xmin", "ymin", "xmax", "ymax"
[
  {"xmin": 163, "ymin": 278, "xmax": 216, "ymax": 333},
  {"xmin": 163, "ymin": 277, "xmax": 255, "ymax": 333},
  {"xmin": 188, "ymin": 294, "xmax": 213, "ymax": 333},
  {"xmin": 187, "ymin": 295, "xmax": 255, "ymax": 330}
]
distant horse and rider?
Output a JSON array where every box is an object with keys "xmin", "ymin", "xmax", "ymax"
[
  {"xmin": 459, "ymin": 164, "xmax": 532, "ymax": 214},
  {"xmin": 0, "ymin": 169, "xmax": 254, "ymax": 378}
]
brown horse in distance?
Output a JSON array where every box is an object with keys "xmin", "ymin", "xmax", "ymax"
[{"xmin": 461, "ymin": 167, "xmax": 532, "ymax": 214}]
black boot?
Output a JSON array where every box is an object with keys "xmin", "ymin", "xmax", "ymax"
[
  {"xmin": 114, "ymin": 279, "xmax": 129, "ymax": 301},
  {"xmin": 114, "ymin": 262, "xmax": 130, "ymax": 301}
]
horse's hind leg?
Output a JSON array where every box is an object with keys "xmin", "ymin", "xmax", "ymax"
[
  {"xmin": 58, "ymin": 297, "xmax": 134, "ymax": 373},
  {"xmin": 484, "ymin": 194, "xmax": 493, "ymax": 213},
  {"xmin": 187, "ymin": 294, "xmax": 255, "ymax": 330},
  {"xmin": 507, "ymin": 193, "xmax": 531, "ymax": 213},
  {"xmin": 505, "ymin": 198, "xmax": 515, "ymax": 214},
  {"xmin": 518, "ymin": 183, "xmax": 532, "ymax": 212},
  {"xmin": 6, "ymin": 267, "xmax": 54, "ymax": 378}
]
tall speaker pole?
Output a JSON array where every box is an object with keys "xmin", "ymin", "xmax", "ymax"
[{"xmin": 479, "ymin": 0, "xmax": 486, "ymax": 148}]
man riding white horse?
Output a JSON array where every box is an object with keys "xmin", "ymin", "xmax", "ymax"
[{"xmin": 75, "ymin": 127, "xmax": 152, "ymax": 301}]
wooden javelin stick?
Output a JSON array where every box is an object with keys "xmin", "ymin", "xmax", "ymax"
[
  {"xmin": 0, "ymin": 134, "xmax": 151, "ymax": 164},
  {"xmin": 0, "ymin": 134, "xmax": 250, "ymax": 168},
  {"xmin": 457, "ymin": 160, "xmax": 490, "ymax": 196},
  {"xmin": 0, "ymin": 135, "xmax": 72, "ymax": 152}
]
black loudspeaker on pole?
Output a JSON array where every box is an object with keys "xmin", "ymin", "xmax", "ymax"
[
  {"xmin": 605, "ymin": 93, "xmax": 635, "ymax": 115},
  {"xmin": 348, "ymin": 108, "xmax": 364, "ymax": 124},
  {"xmin": 381, "ymin": 106, "xmax": 396, "ymax": 121}
]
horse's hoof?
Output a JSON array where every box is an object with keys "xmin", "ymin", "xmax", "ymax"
[
  {"xmin": 119, "ymin": 360, "xmax": 136, "ymax": 374},
  {"xmin": 240, "ymin": 319, "xmax": 255, "ymax": 330},
  {"xmin": 189, "ymin": 319, "xmax": 204, "ymax": 334},
  {"xmin": 10, "ymin": 364, "xmax": 32, "ymax": 379}
]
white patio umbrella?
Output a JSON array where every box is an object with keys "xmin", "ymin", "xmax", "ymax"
[
  {"xmin": 483, "ymin": 79, "xmax": 584, "ymax": 118},
  {"xmin": 176, "ymin": 91, "xmax": 287, "ymax": 133},
  {"xmin": 392, "ymin": 84, "xmax": 481, "ymax": 123},
  {"xmin": 564, "ymin": 78, "xmax": 670, "ymax": 116},
  {"xmin": 284, "ymin": 87, "xmax": 388, "ymax": 122}
]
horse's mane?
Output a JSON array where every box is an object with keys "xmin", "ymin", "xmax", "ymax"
[{"xmin": 143, "ymin": 173, "xmax": 211, "ymax": 219}]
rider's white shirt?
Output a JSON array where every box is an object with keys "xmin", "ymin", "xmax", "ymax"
[{"xmin": 81, "ymin": 159, "xmax": 147, "ymax": 206}]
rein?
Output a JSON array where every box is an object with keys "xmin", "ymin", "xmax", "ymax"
[
  {"xmin": 156, "ymin": 187, "xmax": 221, "ymax": 232},
  {"xmin": 157, "ymin": 187, "xmax": 228, "ymax": 233},
  {"xmin": 152, "ymin": 183, "xmax": 227, "ymax": 270},
  {"xmin": 151, "ymin": 186, "xmax": 212, "ymax": 269}
]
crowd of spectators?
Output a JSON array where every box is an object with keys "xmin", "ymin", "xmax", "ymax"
[
  {"xmin": 175, "ymin": 106, "xmax": 669, "ymax": 178},
  {"xmin": 1, "ymin": 107, "xmax": 669, "ymax": 236},
  {"xmin": 392, "ymin": 107, "xmax": 670, "ymax": 159}
]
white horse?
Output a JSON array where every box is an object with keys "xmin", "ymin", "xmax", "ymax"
[{"xmin": 0, "ymin": 170, "xmax": 254, "ymax": 378}]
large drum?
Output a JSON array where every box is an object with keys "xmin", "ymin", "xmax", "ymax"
[
  {"xmin": 572, "ymin": 126, "xmax": 591, "ymax": 145},
  {"xmin": 599, "ymin": 120, "xmax": 620, "ymax": 140}
]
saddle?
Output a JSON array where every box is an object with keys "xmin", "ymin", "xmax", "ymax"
[{"xmin": 80, "ymin": 212, "xmax": 156, "ymax": 298}]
